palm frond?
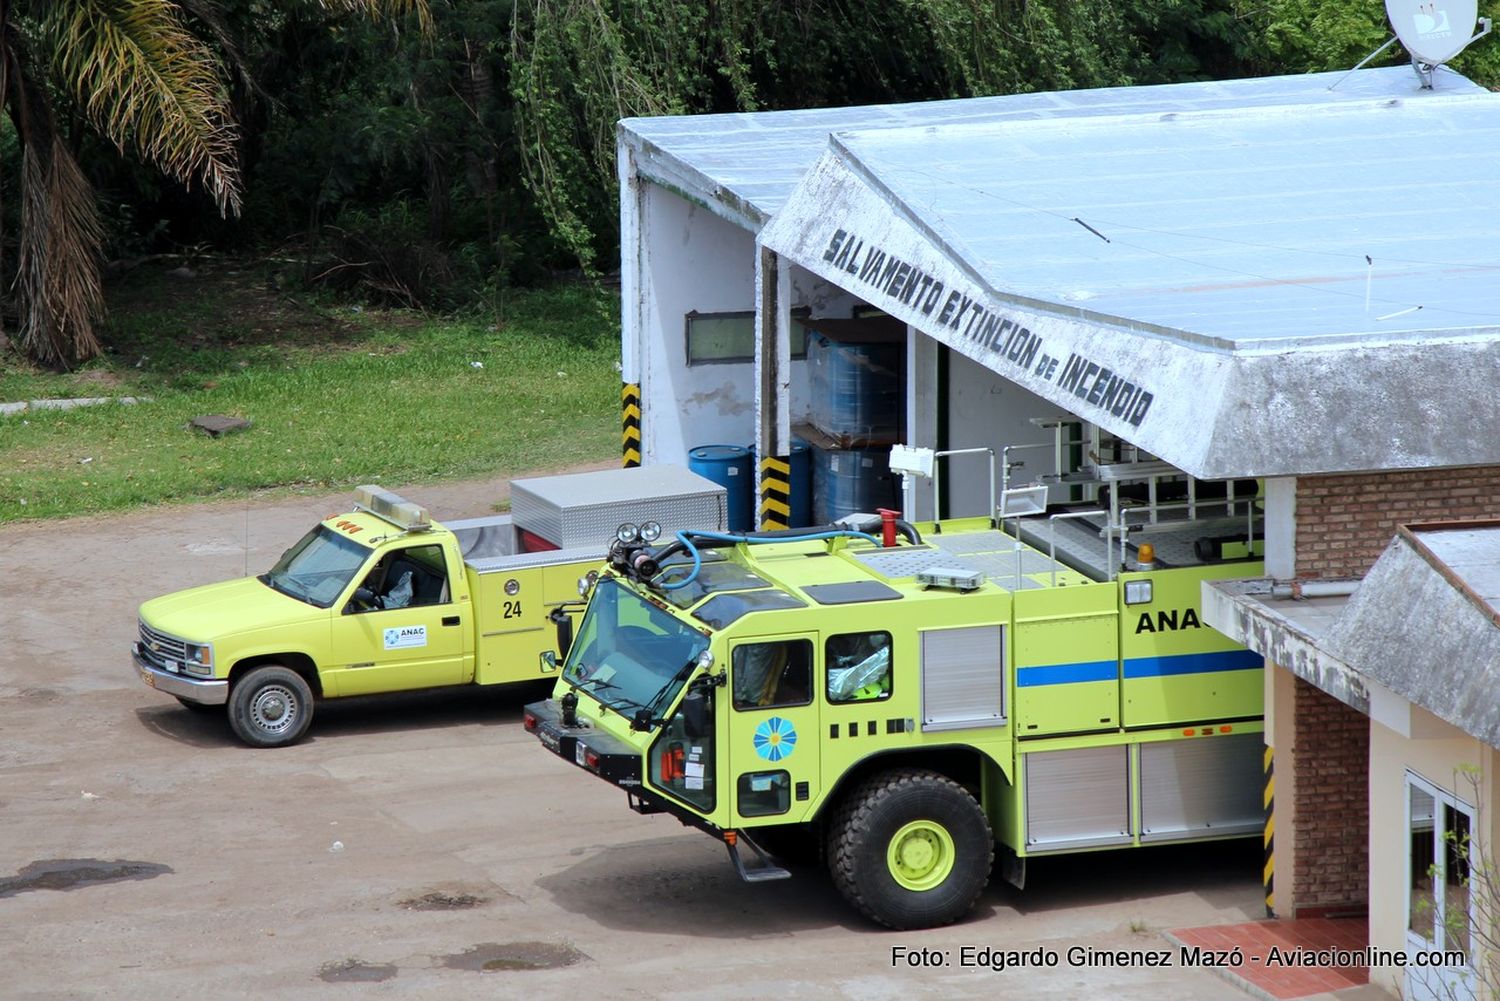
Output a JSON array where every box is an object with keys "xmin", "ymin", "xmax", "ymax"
[
  {"xmin": 12, "ymin": 81, "xmax": 105, "ymax": 367},
  {"xmin": 45, "ymin": 0, "xmax": 242, "ymax": 216},
  {"xmin": 314, "ymin": 0, "xmax": 433, "ymax": 34},
  {"xmin": 175, "ymin": 0, "xmax": 262, "ymax": 101}
]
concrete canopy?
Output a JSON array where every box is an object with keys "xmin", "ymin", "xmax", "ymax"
[
  {"xmin": 745, "ymin": 71, "xmax": 1500, "ymax": 480},
  {"xmin": 1321, "ymin": 524, "xmax": 1500, "ymax": 747}
]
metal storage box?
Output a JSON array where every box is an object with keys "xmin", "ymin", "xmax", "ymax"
[{"xmin": 509, "ymin": 465, "xmax": 726, "ymax": 549}]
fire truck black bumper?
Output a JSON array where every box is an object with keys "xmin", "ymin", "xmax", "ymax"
[{"xmin": 524, "ymin": 699, "xmax": 643, "ymax": 787}]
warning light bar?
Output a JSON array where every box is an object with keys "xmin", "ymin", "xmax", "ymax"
[
  {"xmin": 917, "ymin": 567, "xmax": 985, "ymax": 592},
  {"xmin": 353, "ymin": 485, "xmax": 431, "ymax": 531}
]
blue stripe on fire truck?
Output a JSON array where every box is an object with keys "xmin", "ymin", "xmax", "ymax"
[
  {"xmin": 1016, "ymin": 660, "xmax": 1116, "ymax": 687},
  {"xmin": 1123, "ymin": 649, "xmax": 1263, "ymax": 678},
  {"xmin": 1017, "ymin": 649, "xmax": 1262, "ymax": 687}
]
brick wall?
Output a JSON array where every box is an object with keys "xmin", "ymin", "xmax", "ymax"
[
  {"xmin": 1295, "ymin": 467, "xmax": 1500, "ymax": 579},
  {"xmin": 1291, "ymin": 678, "xmax": 1368, "ymax": 915}
]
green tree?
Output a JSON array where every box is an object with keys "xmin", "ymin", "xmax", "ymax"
[
  {"xmin": 0, "ymin": 0, "xmax": 427, "ymax": 368},
  {"xmin": 241, "ymin": 0, "xmax": 552, "ymax": 307},
  {"xmin": 1244, "ymin": 0, "xmax": 1500, "ymax": 85},
  {"xmin": 508, "ymin": 0, "xmax": 1258, "ymax": 272}
]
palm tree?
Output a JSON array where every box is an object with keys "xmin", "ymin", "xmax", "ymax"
[{"xmin": 0, "ymin": 0, "xmax": 429, "ymax": 367}]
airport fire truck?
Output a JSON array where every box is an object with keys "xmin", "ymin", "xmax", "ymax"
[
  {"xmin": 526, "ymin": 459, "xmax": 1265, "ymax": 929},
  {"xmin": 132, "ymin": 466, "xmax": 724, "ymax": 747}
]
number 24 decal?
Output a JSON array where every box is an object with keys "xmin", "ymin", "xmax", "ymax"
[{"xmin": 503, "ymin": 600, "xmax": 522, "ymax": 619}]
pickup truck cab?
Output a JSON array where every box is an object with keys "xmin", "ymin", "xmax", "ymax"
[{"xmin": 133, "ymin": 468, "xmax": 725, "ymax": 746}]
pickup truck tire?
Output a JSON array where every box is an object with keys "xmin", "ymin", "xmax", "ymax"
[
  {"xmin": 175, "ymin": 697, "xmax": 222, "ymax": 715},
  {"xmin": 227, "ymin": 666, "xmax": 314, "ymax": 748},
  {"xmin": 827, "ymin": 768, "xmax": 992, "ymax": 930}
]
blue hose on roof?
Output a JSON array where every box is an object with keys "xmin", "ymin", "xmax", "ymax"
[{"xmin": 657, "ymin": 529, "xmax": 880, "ymax": 592}]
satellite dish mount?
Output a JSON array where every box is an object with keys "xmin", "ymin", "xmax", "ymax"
[{"xmin": 1385, "ymin": 0, "xmax": 1491, "ymax": 88}]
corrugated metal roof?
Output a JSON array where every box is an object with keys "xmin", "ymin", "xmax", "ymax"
[
  {"xmin": 831, "ymin": 91, "xmax": 1500, "ymax": 346},
  {"xmin": 622, "ymin": 66, "xmax": 1468, "ymax": 223}
]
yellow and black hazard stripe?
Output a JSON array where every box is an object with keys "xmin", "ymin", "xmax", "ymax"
[
  {"xmin": 1263, "ymin": 743, "xmax": 1275, "ymax": 917},
  {"xmin": 621, "ymin": 382, "xmax": 641, "ymax": 468},
  {"xmin": 759, "ymin": 454, "xmax": 791, "ymax": 530}
]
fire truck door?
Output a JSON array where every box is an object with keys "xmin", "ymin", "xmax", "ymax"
[{"xmin": 726, "ymin": 634, "xmax": 821, "ymax": 826}]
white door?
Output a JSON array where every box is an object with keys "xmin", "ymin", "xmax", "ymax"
[{"xmin": 1405, "ymin": 772, "xmax": 1475, "ymax": 1001}]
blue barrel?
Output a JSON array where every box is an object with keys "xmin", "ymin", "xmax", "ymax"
[
  {"xmin": 807, "ymin": 332, "xmax": 903, "ymax": 442},
  {"xmin": 789, "ymin": 438, "xmax": 812, "ymax": 528},
  {"xmin": 689, "ymin": 444, "xmax": 753, "ymax": 531},
  {"xmin": 811, "ymin": 444, "xmax": 900, "ymax": 525}
]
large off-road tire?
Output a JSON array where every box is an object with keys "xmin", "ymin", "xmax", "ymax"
[
  {"xmin": 827, "ymin": 768, "xmax": 993, "ymax": 930},
  {"xmin": 227, "ymin": 666, "xmax": 314, "ymax": 748}
]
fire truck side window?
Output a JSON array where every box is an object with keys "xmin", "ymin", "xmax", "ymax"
[
  {"xmin": 732, "ymin": 640, "xmax": 813, "ymax": 710},
  {"xmin": 826, "ymin": 632, "xmax": 892, "ymax": 703}
]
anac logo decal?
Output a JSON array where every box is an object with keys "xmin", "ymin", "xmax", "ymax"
[{"xmin": 753, "ymin": 717, "xmax": 797, "ymax": 762}]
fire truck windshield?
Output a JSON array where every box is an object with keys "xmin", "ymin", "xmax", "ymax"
[{"xmin": 564, "ymin": 579, "xmax": 709, "ymax": 717}]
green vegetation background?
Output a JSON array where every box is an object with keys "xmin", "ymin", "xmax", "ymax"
[
  {"xmin": 0, "ymin": 274, "xmax": 619, "ymax": 521},
  {"xmin": 3, "ymin": 0, "xmax": 1496, "ymax": 521}
]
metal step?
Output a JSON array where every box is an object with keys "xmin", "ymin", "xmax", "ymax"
[
  {"xmin": 724, "ymin": 830, "xmax": 791, "ymax": 883},
  {"xmin": 625, "ymin": 790, "xmax": 665, "ymax": 815}
]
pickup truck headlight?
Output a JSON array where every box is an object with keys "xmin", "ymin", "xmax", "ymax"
[{"xmin": 183, "ymin": 643, "xmax": 214, "ymax": 677}]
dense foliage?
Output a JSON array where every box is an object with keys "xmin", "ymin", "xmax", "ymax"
[
  {"xmin": 4, "ymin": 0, "xmax": 1497, "ymax": 365},
  {"xmin": 0, "ymin": 0, "xmax": 425, "ymax": 367}
]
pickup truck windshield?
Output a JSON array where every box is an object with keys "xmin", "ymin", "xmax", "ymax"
[
  {"xmin": 564, "ymin": 579, "xmax": 709, "ymax": 717},
  {"xmin": 261, "ymin": 525, "xmax": 370, "ymax": 608}
]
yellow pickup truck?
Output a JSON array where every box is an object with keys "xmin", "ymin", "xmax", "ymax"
[{"xmin": 132, "ymin": 466, "xmax": 725, "ymax": 747}]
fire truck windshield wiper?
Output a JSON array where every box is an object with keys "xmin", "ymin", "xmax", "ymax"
[
  {"xmin": 644, "ymin": 658, "xmax": 698, "ymax": 718},
  {"xmin": 576, "ymin": 676, "xmax": 650, "ymax": 718}
]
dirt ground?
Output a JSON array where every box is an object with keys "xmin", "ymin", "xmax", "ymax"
[{"xmin": 3, "ymin": 470, "xmax": 1269, "ymax": 1000}]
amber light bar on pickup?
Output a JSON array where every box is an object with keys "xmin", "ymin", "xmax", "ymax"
[{"xmin": 353, "ymin": 485, "xmax": 431, "ymax": 531}]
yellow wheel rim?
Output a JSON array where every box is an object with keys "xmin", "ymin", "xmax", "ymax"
[{"xmin": 886, "ymin": 819, "xmax": 956, "ymax": 891}]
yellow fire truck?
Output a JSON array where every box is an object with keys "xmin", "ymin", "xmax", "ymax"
[
  {"xmin": 132, "ymin": 466, "xmax": 724, "ymax": 747},
  {"xmin": 526, "ymin": 466, "xmax": 1264, "ymax": 929}
]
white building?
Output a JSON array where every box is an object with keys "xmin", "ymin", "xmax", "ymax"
[{"xmin": 618, "ymin": 65, "xmax": 1500, "ymax": 999}]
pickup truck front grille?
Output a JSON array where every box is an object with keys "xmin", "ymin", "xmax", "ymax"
[{"xmin": 138, "ymin": 620, "xmax": 188, "ymax": 667}]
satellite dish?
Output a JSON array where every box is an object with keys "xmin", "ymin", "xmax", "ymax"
[{"xmin": 1386, "ymin": 0, "xmax": 1479, "ymax": 64}]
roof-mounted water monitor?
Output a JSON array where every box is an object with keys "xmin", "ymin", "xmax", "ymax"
[
  {"xmin": 1385, "ymin": 0, "xmax": 1491, "ymax": 85},
  {"xmin": 353, "ymin": 484, "xmax": 431, "ymax": 531}
]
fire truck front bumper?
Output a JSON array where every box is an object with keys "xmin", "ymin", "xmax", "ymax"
[{"xmin": 524, "ymin": 699, "xmax": 643, "ymax": 787}]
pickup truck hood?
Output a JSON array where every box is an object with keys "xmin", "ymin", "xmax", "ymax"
[{"xmin": 139, "ymin": 577, "xmax": 322, "ymax": 641}]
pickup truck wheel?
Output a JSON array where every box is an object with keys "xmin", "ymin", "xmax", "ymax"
[
  {"xmin": 175, "ymin": 697, "xmax": 221, "ymax": 715},
  {"xmin": 827, "ymin": 768, "xmax": 992, "ymax": 930},
  {"xmin": 228, "ymin": 666, "xmax": 313, "ymax": 748}
]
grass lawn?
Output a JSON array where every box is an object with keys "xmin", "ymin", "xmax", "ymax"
[{"xmin": 0, "ymin": 261, "xmax": 621, "ymax": 522}]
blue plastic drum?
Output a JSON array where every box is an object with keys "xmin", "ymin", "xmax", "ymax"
[
  {"xmin": 689, "ymin": 444, "xmax": 753, "ymax": 531},
  {"xmin": 811, "ymin": 444, "xmax": 900, "ymax": 525},
  {"xmin": 788, "ymin": 438, "xmax": 811, "ymax": 528}
]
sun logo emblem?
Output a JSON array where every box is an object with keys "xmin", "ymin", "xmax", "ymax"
[{"xmin": 753, "ymin": 716, "xmax": 797, "ymax": 762}]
